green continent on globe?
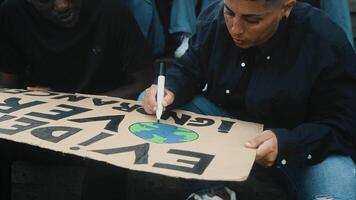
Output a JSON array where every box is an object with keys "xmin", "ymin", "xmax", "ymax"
[
  {"xmin": 130, "ymin": 122, "xmax": 158, "ymax": 132},
  {"xmin": 129, "ymin": 122, "xmax": 198, "ymax": 144},
  {"xmin": 175, "ymin": 127, "xmax": 198, "ymax": 142},
  {"xmin": 149, "ymin": 134, "xmax": 167, "ymax": 144}
]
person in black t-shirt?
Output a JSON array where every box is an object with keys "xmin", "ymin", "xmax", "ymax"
[
  {"xmin": 0, "ymin": 0, "xmax": 153, "ymax": 199},
  {"xmin": 0, "ymin": 0, "xmax": 153, "ymax": 98}
]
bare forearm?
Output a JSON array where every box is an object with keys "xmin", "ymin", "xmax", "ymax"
[
  {"xmin": 0, "ymin": 72, "xmax": 22, "ymax": 88},
  {"xmin": 102, "ymin": 68, "xmax": 153, "ymax": 99}
]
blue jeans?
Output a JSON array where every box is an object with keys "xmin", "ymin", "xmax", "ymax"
[
  {"xmin": 169, "ymin": 0, "xmax": 218, "ymax": 35},
  {"xmin": 169, "ymin": 0, "xmax": 196, "ymax": 34},
  {"xmin": 297, "ymin": 155, "xmax": 356, "ymax": 200},
  {"xmin": 200, "ymin": 0, "xmax": 218, "ymax": 11},
  {"xmin": 123, "ymin": 0, "xmax": 165, "ymax": 56},
  {"xmin": 180, "ymin": 96, "xmax": 231, "ymax": 117},
  {"xmin": 320, "ymin": 0, "xmax": 354, "ymax": 49},
  {"xmin": 180, "ymin": 96, "xmax": 356, "ymax": 199}
]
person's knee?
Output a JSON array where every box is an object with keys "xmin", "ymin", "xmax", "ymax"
[
  {"xmin": 180, "ymin": 96, "xmax": 211, "ymax": 114},
  {"xmin": 190, "ymin": 96, "xmax": 210, "ymax": 106},
  {"xmin": 319, "ymin": 155, "xmax": 355, "ymax": 180},
  {"xmin": 298, "ymin": 155, "xmax": 356, "ymax": 200}
]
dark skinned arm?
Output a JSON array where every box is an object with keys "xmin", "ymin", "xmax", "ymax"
[
  {"xmin": 101, "ymin": 67, "xmax": 153, "ymax": 100},
  {"xmin": 0, "ymin": 73, "xmax": 51, "ymax": 92},
  {"xmin": 0, "ymin": 72, "xmax": 22, "ymax": 89}
]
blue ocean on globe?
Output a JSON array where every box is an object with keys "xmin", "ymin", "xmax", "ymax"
[{"xmin": 129, "ymin": 122, "xmax": 198, "ymax": 144}]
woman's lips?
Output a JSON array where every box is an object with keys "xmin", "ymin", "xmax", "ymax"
[{"xmin": 233, "ymin": 38, "xmax": 246, "ymax": 45}]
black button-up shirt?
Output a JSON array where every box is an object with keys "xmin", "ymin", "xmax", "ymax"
[{"xmin": 165, "ymin": 1, "xmax": 356, "ymax": 193}]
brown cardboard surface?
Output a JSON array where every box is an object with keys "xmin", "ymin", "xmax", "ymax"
[{"xmin": 0, "ymin": 89, "xmax": 263, "ymax": 181}]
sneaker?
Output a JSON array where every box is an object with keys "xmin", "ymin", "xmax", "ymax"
[
  {"xmin": 174, "ymin": 35, "xmax": 190, "ymax": 58},
  {"xmin": 186, "ymin": 186, "xmax": 236, "ymax": 200}
]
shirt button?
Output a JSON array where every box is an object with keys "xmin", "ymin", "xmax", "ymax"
[
  {"xmin": 241, "ymin": 62, "xmax": 246, "ymax": 68},
  {"xmin": 281, "ymin": 159, "xmax": 287, "ymax": 165},
  {"xmin": 307, "ymin": 154, "xmax": 312, "ymax": 160},
  {"xmin": 266, "ymin": 56, "xmax": 271, "ymax": 60},
  {"xmin": 225, "ymin": 89, "xmax": 230, "ymax": 94},
  {"xmin": 92, "ymin": 47, "xmax": 101, "ymax": 55}
]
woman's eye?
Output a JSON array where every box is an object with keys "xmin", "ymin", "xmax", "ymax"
[
  {"xmin": 244, "ymin": 18, "xmax": 261, "ymax": 24},
  {"xmin": 224, "ymin": 11, "xmax": 234, "ymax": 17}
]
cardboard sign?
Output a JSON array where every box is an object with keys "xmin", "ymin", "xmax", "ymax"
[{"xmin": 0, "ymin": 89, "xmax": 263, "ymax": 181}]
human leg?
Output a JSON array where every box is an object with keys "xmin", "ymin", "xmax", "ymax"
[
  {"xmin": 297, "ymin": 155, "xmax": 356, "ymax": 200},
  {"xmin": 180, "ymin": 96, "xmax": 231, "ymax": 117},
  {"xmin": 148, "ymin": 0, "xmax": 166, "ymax": 57},
  {"xmin": 124, "ymin": 0, "xmax": 165, "ymax": 57},
  {"xmin": 200, "ymin": 0, "xmax": 219, "ymax": 12},
  {"xmin": 169, "ymin": 0, "xmax": 198, "ymax": 57},
  {"xmin": 169, "ymin": 0, "xmax": 197, "ymax": 35},
  {"xmin": 320, "ymin": 0, "xmax": 354, "ymax": 48}
]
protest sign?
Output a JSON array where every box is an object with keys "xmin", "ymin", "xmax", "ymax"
[{"xmin": 0, "ymin": 89, "xmax": 263, "ymax": 181}]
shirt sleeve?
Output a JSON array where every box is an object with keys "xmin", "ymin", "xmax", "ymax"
[
  {"xmin": 272, "ymin": 40, "xmax": 356, "ymax": 168},
  {"xmin": 164, "ymin": 13, "xmax": 215, "ymax": 107},
  {"xmin": 0, "ymin": 2, "xmax": 26, "ymax": 75}
]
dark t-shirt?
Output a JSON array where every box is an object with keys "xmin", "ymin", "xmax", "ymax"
[{"xmin": 0, "ymin": 0, "xmax": 153, "ymax": 94}]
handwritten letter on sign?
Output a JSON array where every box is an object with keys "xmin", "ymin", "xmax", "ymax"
[{"xmin": 0, "ymin": 89, "xmax": 263, "ymax": 181}]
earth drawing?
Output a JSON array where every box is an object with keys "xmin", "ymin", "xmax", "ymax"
[{"xmin": 128, "ymin": 122, "xmax": 199, "ymax": 144}]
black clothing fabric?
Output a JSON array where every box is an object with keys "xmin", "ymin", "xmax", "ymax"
[
  {"xmin": 165, "ymin": 1, "xmax": 356, "ymax": 197},
  {"xmin": 0, "ymin": 0, "xmax": 153, "ymax": 94},
  {"xmin": 0, "ymin": 1, "xmax": 152, "ymax": 199}
]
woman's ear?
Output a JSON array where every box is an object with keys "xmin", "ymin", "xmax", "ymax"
[{"xmin": 281, "ymin": 0, "xmax": 296, "ymax": 18}]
